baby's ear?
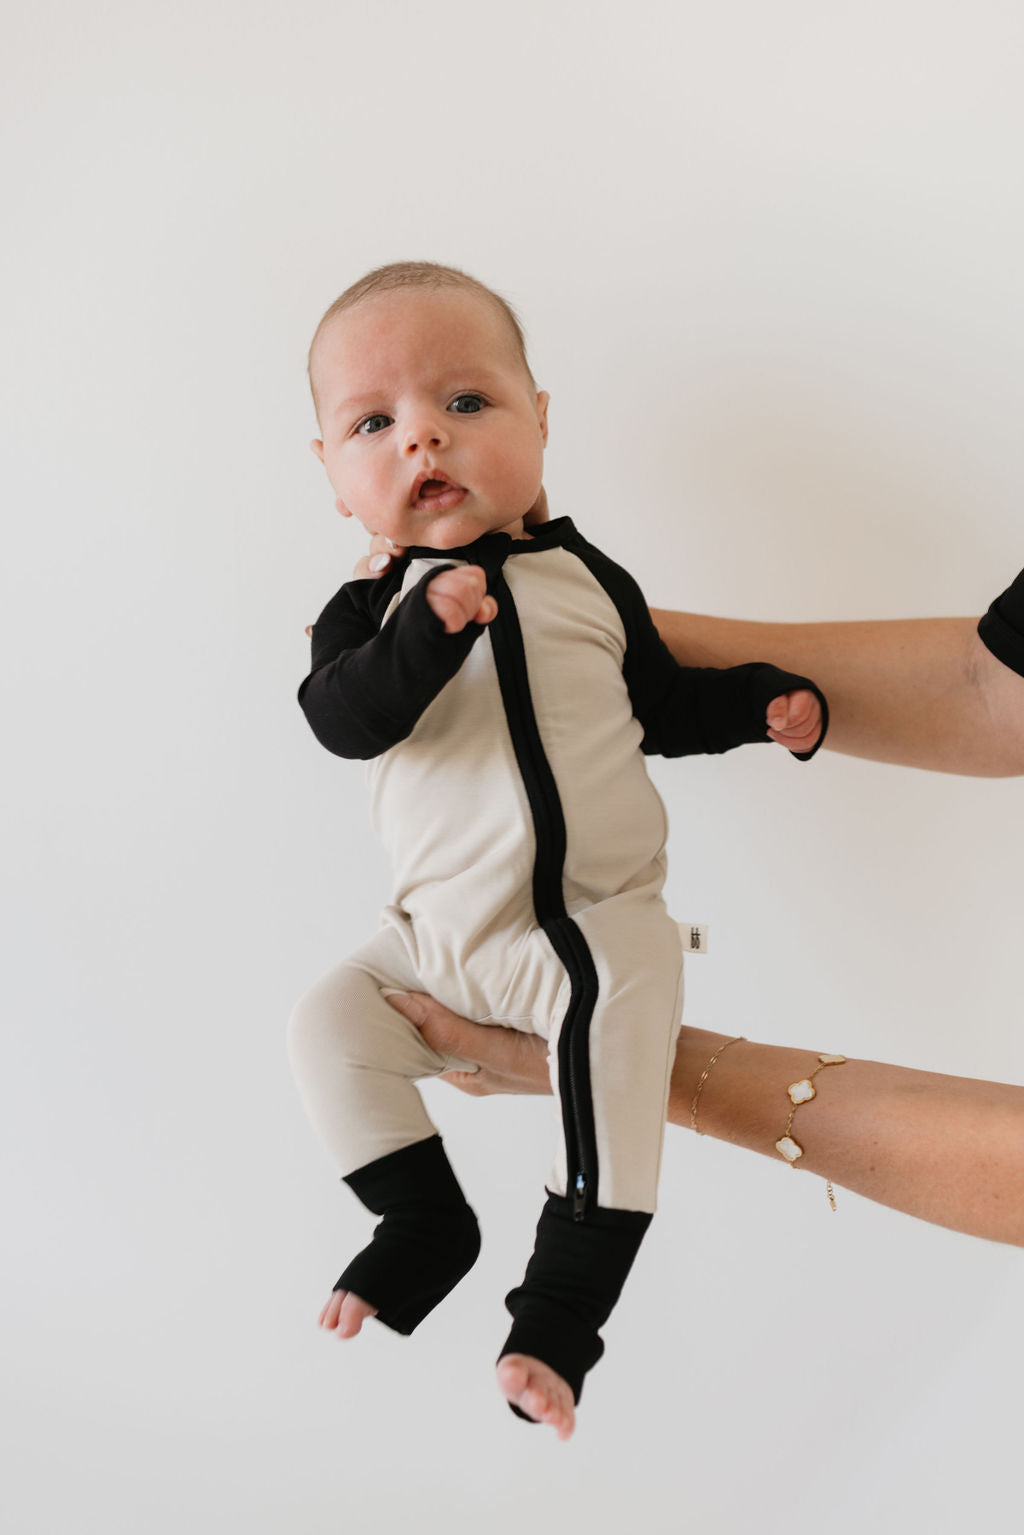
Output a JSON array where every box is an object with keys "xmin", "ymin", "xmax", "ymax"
[
  {"xmin": 535, "ymin": 391, "xmax": 550, "ymax": 445},
  {"xmin": 310, "ymin": 437, "xmax": 325, "ymax": 463}
]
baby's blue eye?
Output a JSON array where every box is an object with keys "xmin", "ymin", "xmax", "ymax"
[
  {"xmin": 358, "ymin": 413, "xmax": 392, "ymax": 434},
  {"xmin": 449, "ymin": 394, "xmax": 485, "ymax": 414}
]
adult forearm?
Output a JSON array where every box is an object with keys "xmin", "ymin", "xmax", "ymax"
[
  {"xmin": 674, "ymin": 1028, "xmax": 1024, "ymax": 1246},
  {"xmin": 649, "ymin": 611, "xmax": 1024, "ymax": 776},
  {"xmin": 393, "ymin": 993, "xmax": 1024, "ymax": 1246}
]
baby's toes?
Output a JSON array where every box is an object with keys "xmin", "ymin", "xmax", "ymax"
[
  {"xmin": 496, "ymin": 1356, "xmax": 530, "ymax": 1402},
  {"xmin": 498, "ymin": 1354, "xmax": 575, "ymax": 1439},
  {"xmin": 336, "ymin": 1290, "xmax": 378, "ymax": 1338},
  {"xmin": 318, "ymin": 1291, "xmax": 344, "ymax": 1330},
  {"xmin": 521, "ymin": 1383, "xmax": 551, "ymax": 1421},
  {"xmin": 531, "ymin": 1388, "xmax": 574, "ymax": 1440}
]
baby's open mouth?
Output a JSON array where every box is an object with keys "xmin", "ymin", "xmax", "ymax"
[{"xmin": 411, "ymin": 472, "xmax": 466, "ymax": 507}]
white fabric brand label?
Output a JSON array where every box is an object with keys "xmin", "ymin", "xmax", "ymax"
[{"xmin": 678, "ymin": 923, "xmax": 709, "ymax": 954}]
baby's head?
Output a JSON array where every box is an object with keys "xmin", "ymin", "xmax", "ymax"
[{"xmin": 308, "ymin": 262, "xmax": 549, "ymax": 551}]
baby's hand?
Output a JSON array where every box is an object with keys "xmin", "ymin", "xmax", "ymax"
[
  {"xmin": 766, "ymin": 689, "xmax": 823, "ymax": 755},
  {"xmin": 426, "ymin": 565, "xmax": 498, "ymax": 635}
]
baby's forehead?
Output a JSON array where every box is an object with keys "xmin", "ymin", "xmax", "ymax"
[
  {"xmin": 344, "ymin": 288, "xmax": 497, "ymax": 343},
  {"xmin": 315, "ymin": 288, "xmax": 520, "ymax": 382}
]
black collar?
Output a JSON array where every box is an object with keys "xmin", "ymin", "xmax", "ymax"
[{"xmin": 405, "ymin": 516, "xmax": 577, "ymax": 566}]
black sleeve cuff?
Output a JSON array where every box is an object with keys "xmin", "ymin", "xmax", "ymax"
[{"xmin": 648, "ymin": 663, "xmax": 829, "ymax": 761}]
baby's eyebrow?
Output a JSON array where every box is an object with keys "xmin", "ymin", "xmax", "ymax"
[
  {"xmin": 330, "ymin": 367, "xmax": 507, "ymax": 419},
  {"xmin": 332, "ymin": 394, "xmax": 383, "ymax": 418}
]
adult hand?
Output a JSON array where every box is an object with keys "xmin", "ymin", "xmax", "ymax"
[
  {"xmin": 385, "ymin": 991, "xmax": 552, "ymax": 1097},
  {"xmin": 352, "ymin": 531, "xmax": 408, "ymax": 582},
  {"xmin": 385, "ymin": 993, "xmax": 1024, "ymax": 1246},
  {"xmin": 304, "ymin": 531, "xmax": 407, "ymax": 635}
]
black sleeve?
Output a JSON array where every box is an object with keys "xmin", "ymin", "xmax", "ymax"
[
  {"xmin": 567, "ymin": 532, "xmax": 829, "ymax": 761},
  {"xmin": 297, "ymin": 566, "xmax": 487, "ymax": 759},
  {"xmin": 977, "ymin": 568, "xmax": 1024, "ymax": 679}
]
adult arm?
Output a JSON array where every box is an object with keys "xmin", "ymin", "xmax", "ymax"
[
  {"xmin": 386, "ymin": 993, "xmax": 1024, "ymax": 1248},
  {"xmin": 649, "ymin": 610, "xmax": 1024, "ymax": 778},
  {"xmin": 673, "ymin": 1027, "xmax": 1024, "ymax": 1246}
]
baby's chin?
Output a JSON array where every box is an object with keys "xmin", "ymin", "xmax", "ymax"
[{"xmin": 410, "ymin": 510, "xmax": 528, "ymax": 549}]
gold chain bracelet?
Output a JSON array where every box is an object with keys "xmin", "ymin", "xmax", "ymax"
[
  {"xmin": 775, "ymin": 1053, "xmax": 847, "ymax": 1211},
  {"xmin": 690, "ymin": 1036, "xmax": 746, "ymax": 1133}
]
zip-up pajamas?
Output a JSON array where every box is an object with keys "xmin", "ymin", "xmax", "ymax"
[{"xmin": 290, "ymin": 517, "xmax": 826, "ymax": 1404}]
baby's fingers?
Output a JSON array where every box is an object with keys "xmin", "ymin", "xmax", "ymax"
[
  {"xmin": 766, "ymin": 688, "xmax": 812, "ymax": 731},
  {"xmin": 766, "ymin": 689, "xmax": 822, "ymax": 752},
  {"xmin": 426, "ymin": 566, "xmax": 488, "ymax": 634}
]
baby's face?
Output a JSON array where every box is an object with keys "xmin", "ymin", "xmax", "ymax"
[{"xmin": 310, "ymin": 288, "xmax": 549, "ymax": 550}]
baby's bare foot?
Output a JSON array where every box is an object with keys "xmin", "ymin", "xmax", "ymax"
[
  {"xmin": 497, "ymin": 1353, "xmax": 576, "ymax": 1440},
  {"xmin": 318, "ymin": 1288, "xmax": 378, "ymax": 1339}
]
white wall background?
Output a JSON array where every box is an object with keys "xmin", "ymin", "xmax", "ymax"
[{"xmin": 4, "ymin": 3, "xmax": 1022, "ymax": 1531}]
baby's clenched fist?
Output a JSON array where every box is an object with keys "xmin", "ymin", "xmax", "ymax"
[
  {"xmin": 765, "ymin": 688, "xmax": 823, "ymax": 755},
  {"xmin": 426, "ymin": 565, "xmax": 498, "ymax": 635}
]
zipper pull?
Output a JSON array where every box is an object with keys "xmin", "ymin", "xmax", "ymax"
[{"xmin": 572, "ymin": 1172, "xmax": 587, "ymax": 1222}]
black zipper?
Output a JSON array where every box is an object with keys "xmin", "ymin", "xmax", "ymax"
[{"xmin": 486, "ymin": 565, "xmax": 599, "ymax": 1222}]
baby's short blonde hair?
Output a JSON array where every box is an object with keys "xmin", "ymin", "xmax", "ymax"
[{"xmin": 307, "ymin": 261, "xmax": 534, "ymax": 421}]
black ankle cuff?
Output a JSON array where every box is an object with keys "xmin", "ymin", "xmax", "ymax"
[
  {"xmin": 499, "ymin": 1193, "xmax": 651, "ymax": 1407},
  {"xmin": 337, "ymin": 1135, "xmax": 481, "ymax": 1335}
]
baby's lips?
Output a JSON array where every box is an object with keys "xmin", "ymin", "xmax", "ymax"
[
  {"xmin": 409, "ymin": 468, "xmax": 465, "ymax": 504},
  {"xmin": 411, "ymin": 468, "xmax": 450, "ymax": 498}
]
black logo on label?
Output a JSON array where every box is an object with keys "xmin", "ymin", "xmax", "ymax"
[{"xmin": 690, "ymin": 927, "xmax": 702, "ymax": 950}]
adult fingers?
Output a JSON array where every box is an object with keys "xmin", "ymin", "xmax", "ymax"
[
  {"xmin": 386, "ymin": 991, "xmax": 550, "ymax": 1093},
  {"xmin": 353, "ymin": 532, "xmax": 409, "ymax": 580},
  {"xmin": 439, "ymin": 1068, "xmax": 496, "ymax": 1097},
  {"xmin": 385, "ymin": 991, "xmax": 477, "ymax": 1059}
]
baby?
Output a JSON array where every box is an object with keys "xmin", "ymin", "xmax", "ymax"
[{"xmin": 289, "ymin": 262, "xmax": 826, "ymax": 1439}]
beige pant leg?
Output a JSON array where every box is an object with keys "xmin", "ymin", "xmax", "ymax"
[
  {"xmin": 551, "ymin": 899, "xmax": 685, "ymax": 1214},
  {"xmin": 287, "ymin": 926, "xmax": 459, "ymax": 1177}
]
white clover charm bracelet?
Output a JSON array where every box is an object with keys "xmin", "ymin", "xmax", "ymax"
[{"xmin": 775, "ymin": 1053, "xmax": 847, "ymax": 1209}]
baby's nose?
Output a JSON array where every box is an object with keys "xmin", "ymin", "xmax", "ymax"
[{"xmin": 403, "ymin": 417, "xmax": 448, "ymax": 454}]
